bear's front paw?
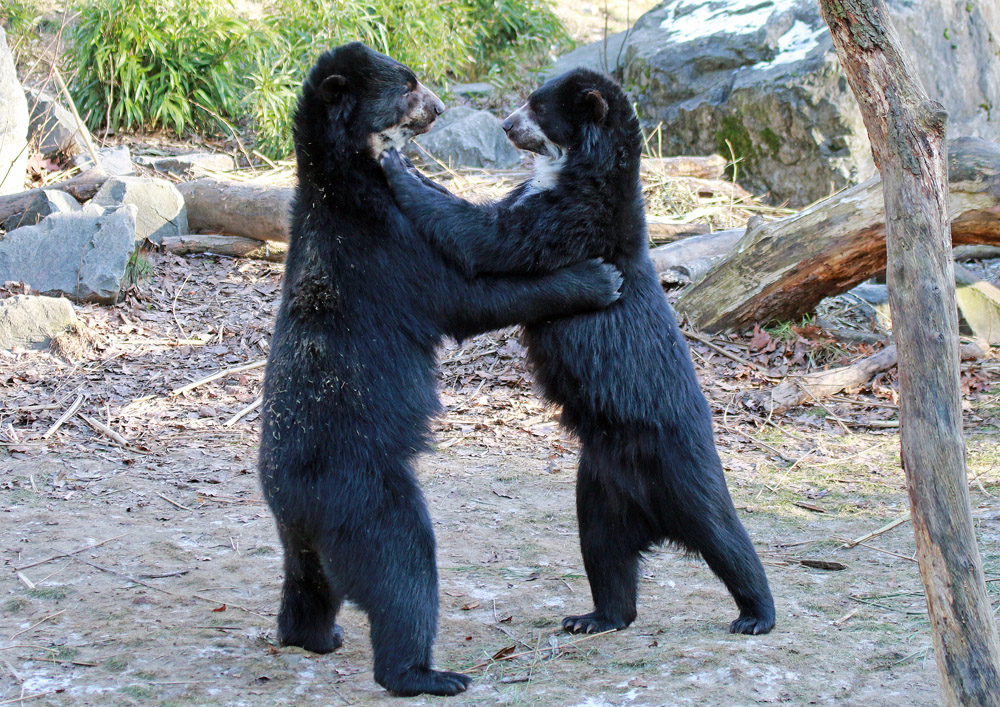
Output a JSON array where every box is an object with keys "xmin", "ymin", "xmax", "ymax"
[{"xmin": 378, "ymin": 147, "xmax": 408, "ymax": 175}]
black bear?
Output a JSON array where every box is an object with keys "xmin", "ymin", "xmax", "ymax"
[
  {"xmin": 380, "ymin": 68, "xmax": 776, "ymax": 636},
  {"xmin": 258, "ymin": 45, "xmax": 624, "ymax": 697}
]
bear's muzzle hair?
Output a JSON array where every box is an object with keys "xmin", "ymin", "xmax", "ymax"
[{"xmin": 502, "ymin": 103, "xmax": 562, "ymax": 158}]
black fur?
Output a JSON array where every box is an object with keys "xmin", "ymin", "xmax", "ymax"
[
  {"xmin": 381, "ymin": 68, "xmax": 776, "ymax": 637},
  {"xmin": 258, "ymin": 45, "xmax": 623, "ymax": 698}
]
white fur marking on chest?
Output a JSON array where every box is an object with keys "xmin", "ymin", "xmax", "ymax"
[
  {"xmin": 527, "ymin": 153, "xmax": 566, "ymax": 193},
  {"xmin": 369, "ymin": 125, "xmax": 412, "ymax": 156}
]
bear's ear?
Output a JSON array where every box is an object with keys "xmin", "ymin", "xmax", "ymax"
[
  {"xmin": 318, "ymin": 74, "xmax": 349, "ymax": 103},
  {"xmin": 582, "ymin": 89, "xmax": 608, "ymax": 123}
]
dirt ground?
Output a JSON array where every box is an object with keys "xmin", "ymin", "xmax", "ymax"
[{"xmin": 1, "ymin": 253, "xmax": 999, "ymax": 707}]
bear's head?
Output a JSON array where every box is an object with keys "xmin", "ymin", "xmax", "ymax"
[
  {"xmin": 295, "ymin": 42, "xmax": 444, "ymax": 160},
  {"xmin": 501, "ymin": 69, "xmax": 638, "ymax": 165}
]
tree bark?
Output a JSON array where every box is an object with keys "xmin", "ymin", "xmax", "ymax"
[
  {"xmin": 177, "ymin": 178, "xmax": 293, "ymax": 242},
  {"xmin": 675, "ymin": 138, "xmax": 1000, "ymax": 332},
  {"xmin": 818, "ymin": 1, "xmax": 1000, "ymax": 704}
]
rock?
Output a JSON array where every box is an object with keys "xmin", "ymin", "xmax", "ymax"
[
  {"xmin": 449, "ymin": 82, "xmax": 494, "ymax": 97},
  {"xmin": 135, "ymin": 151, "xmax": 236, "ymax": 176},
  {"xmin": 0, "ymin": 294, "xmax": 77, "ymax": 350},
  {"xmin": 23, "ymin": 87, "xmax": 92, "ymax": 157},
  {"xmin": 91, "ymin": 176, "xmax": 188, "ymax": 244},
  {"xmin": 550, "ymin": 0, "xmax": 1000, "ymax": 206},
  {"xmin": 0, "ymin": 27, "xmax": 29, "ymax": 196},
  {"xmin": 75, "ymin": 145, "xmax": 134, "ymax": 176},
  {"xmin": 0, "ymin": 204, "xmax": 138, "ymax": 303},
  {"xmin": 409, "ymin": 107, "xmax": 521, "ymax": 169},
  {"xmin": 3, "ymin": 189, "xmax": 80, "ymax": 231}
]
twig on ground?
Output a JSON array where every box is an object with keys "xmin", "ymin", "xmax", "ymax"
[
  {"xmin": 716, "ymin": 423, "xmax": 794, "ymax": 463},
  {"xmin": 156, "ymin": 492, "xmax": 193, "ymax": 512},
  {"xmin": 223, "ymin": 396, "xmax": 262, "ymax": 427},
  {"xmin": 843, "ymin": 516, "xmax": 911, "ymax": 548},
  {"xmin": 9, "ymin": 611, "xmax": 66, "ymax": 642},
  {"xmin": 172, "ymin": 273, "xmax": 192, "ymax": 340},
  {"xmin": 77, "ymin": 413, "xmax": 128, "ymax": 447},
  {"xmin": 683, "ymin": 329, "xmax": 759, "ymax": 370},
  {"xmin": 170, "ymin": 360, "xmax": 267, "ymax": 397},
  {"xmin": 41, "ymin": 394, "xmax": 83, "ymax": 439},
  {"xmin": 464, "ymin": 629, "xmax": 616, "ymax": 672},
  {"xmin": 14, "ymin": 533, "xmax": 130, "ymax": 571}
]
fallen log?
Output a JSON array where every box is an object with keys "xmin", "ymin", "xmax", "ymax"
[
  {"xmin": 640, "ymin": 154, "xmax": 727, "ymax": 180},
  {"xmin": 755, "ymin": 341, "xmax": 986, "ymax": 413},
  {"xmin": 676, "ymin": 137, "xmax": 1000, "ymax": 333},
  {"xmin": 161, "ymin": 234, "xmax": 288, "ymax": 262},
  {"xmin": 177, "ymin": 178, "xmax": 293, "ymax": 242},
  {"xmin": 649, "ymin": 227, "xmax": 744, "ymax": 285},
  {"xmin": 0, "ymin": 168, "xmax": 109, "ymax": 222},
  {"xmin": 645, "ymin": 217, "xmax": 711, "ymax": 244}
]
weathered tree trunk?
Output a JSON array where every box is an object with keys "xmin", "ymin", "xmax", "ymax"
[
  {"xmin": 177, "ymin": 178, "xmax": 293, "ymax": 242},
  {"xmin": 818, "ymin": 1, "xmax": 1000, "ymax": 704},
  {"xmin": 0, "ymin": 168, "xmax": 109, "ymax": 222},
  {"xmin": 675, "ymin": 138, "xmax": 1000, "ymax": 332},
  {"xmin": 160, "ymin": 234, "xmax": 288, "ymax": 262}
]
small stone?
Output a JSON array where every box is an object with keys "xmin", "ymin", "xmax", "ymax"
[
  {"xmin": 92, "ymin": 176, "xmax": 188, "ymax": 244},
  {"xmin": 0, "ymin": 294, "xmax": 77, "ymax": 350},
  {"xmin": 75, "ymin": 145, "xmax": 135, "ymax": 176}
]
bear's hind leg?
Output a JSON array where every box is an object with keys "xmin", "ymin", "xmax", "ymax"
[
  {"xmin": 276, "ymin": 527, "xmax": 344, "ymax": 653},
  {"xmin": 680, "ymin": 492, "xmax": 775, "ymax": 635},
  {"xmin": 563, "ymin": 456, "xmax": 644, "ymax": 634},
  {"xmin": 352, "ymin": 485, "xmax": 471, "ymax": 697}
]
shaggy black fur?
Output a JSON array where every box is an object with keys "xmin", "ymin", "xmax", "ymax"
[
  {"xmin": 258, "ymin": 45, "xmax": 623, "ymax": 698},
  {"xmin": 380, "ymin": 68, "xmax": 776, "ymax": 637}
]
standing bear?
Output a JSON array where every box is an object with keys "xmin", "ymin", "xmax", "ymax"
[
  {"xmin": 380, "ymin": 68, "xmax": 776, "ymax": 636},
  {"xmin": 258, "ymin": 45, "xmax": 623, "ymax": 697}
]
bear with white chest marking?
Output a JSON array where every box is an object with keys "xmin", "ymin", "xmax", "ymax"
[
  {"xmin": 258, "ymin": 46, "xmax": 623, "ymax": 697},
  {"xmin": 380, "ymin": 68, "xmax": 776, "ymax": 637}
]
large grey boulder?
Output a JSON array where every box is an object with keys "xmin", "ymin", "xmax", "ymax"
[
  {"xmin": 0, "ymin": 294, "xmax": 77, "ymax": 350},
  {"xmin": 92, "ymin": 175, "xmax": 187, "ymax": 244},
  {"xmin": 0, "ymin": 27, "xmax": 29, "ymax": 196},
  {"xmin": 3, "ymin": 189, "xmax": 80, "ymax": 231},
  {"xmin": 23, "ymin": 87, "xmax": 92, "ymax": 157},
  {"xmin": 550, "ymin": 0, "xmax": 1000, "ymax": 206},
  {"xmin": 409, "ymin": 106, "xmax": 521, "ymax": 169},
  {"xmin": 0, "ymin": 204, "xmax": 138, "ymax": 303}
]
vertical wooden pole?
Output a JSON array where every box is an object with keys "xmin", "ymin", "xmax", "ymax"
[{"xmin": 817, "ymin": 1, "xmax": 1000, "ymax": 704}]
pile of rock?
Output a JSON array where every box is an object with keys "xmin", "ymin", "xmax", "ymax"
[
  {"xmin": 549, "ymin": 0, "xmax": 1000, "ymax": 206},
  {"xmin": 1, "ymin": 176, "xmax": 188, "ymax": 304}
]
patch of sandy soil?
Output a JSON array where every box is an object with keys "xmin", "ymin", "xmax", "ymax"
[{"xmin": 2, "ymin": 254, "xmax": 999, "ymax": 706}]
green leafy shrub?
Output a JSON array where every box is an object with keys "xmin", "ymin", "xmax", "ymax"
[
  {"xmin": 465, "ymin": 0, "xmax": 569, "ymax": 77},
  {"xmin": 69, "ymin": 0, "xmax": 259, "ymax": 135},
  {"xmin": 68, "ymin": 0, "xmax": 568, "ymax": 159}
]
